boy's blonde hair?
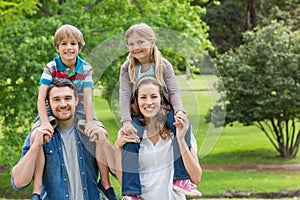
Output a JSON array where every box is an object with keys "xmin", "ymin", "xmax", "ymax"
[
  {"xmin": 54, "ymin": 24, "xmax": 85, "ymax": 51},
  {"xmin": 125, "ymin": 23, "xmax": 164, "ymax": 86}
]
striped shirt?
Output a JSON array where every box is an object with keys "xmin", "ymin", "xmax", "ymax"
[{"xmin": 39, "ymin": 56, "xmax": 93, "ymax": 102}]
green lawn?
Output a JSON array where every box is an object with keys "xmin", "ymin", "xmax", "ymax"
[{"xmin": 1, "ymin": 75, "xmax": 299, "ymax": 199}]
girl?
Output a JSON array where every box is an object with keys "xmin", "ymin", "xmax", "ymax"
[
  {"xmin": 119, "ymin": 23, "xmax": 202, "ymax": 199},
  {"xmin": 116, "ymin": 77, "xmax": 202, "ymax": 200}
]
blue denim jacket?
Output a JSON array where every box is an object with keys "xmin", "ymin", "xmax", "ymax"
[{"xmin": 11, "ymin": 124, "xmax": 101, "ymax": 200}]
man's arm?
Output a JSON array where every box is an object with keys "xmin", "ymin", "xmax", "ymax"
[{"xmin": 11, "ymin": 127, "xmax": 49, "ymax": 189}]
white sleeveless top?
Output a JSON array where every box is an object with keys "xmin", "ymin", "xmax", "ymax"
[{"xmin": 138, "ymin": 131, "xmax": 197, "ymax": 200}]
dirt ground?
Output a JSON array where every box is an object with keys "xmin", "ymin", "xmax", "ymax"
[{"xmin": 203, "ymin": 163, "xmax": 300, "ymax": 174}]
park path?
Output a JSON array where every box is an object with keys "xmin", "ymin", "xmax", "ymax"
[{"xmin": 202, "ymin": 163, "xmax": 300, "ymax": 174}]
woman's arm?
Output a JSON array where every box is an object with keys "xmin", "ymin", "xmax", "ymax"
[
  {"xmin": 174, "ymin": 113, "xmax": 202, "ymax": 185},
  {"xmin": 114, "ymin": 131, "xmax": 140, "ymax": 185}
]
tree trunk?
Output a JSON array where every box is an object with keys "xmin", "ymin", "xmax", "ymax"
[{"xmin": 245, "ymin": 0, "xmax": 257, "ymax": 30}]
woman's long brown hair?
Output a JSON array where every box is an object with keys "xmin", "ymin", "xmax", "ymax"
[{"xmin": 131, "ymin": 77, "xmax": 172, "ymax": 140}]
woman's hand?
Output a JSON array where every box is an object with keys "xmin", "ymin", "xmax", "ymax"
[
  {"xmin": 114, "ymin": 130, "xmax": 140, "ymax": 149},
  {"xmin": 174, "ymin": 112, "xmax": 189, "ymax": 142}
]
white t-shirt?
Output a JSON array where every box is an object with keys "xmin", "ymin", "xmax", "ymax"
[{"xmin": 138, "ymin": 131, "xmax": 197, "ymax": 200}]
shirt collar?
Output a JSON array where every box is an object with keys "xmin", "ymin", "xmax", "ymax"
[{"xmin": 55, "ymin": 56, "xmax": 84, "ymax": 74}]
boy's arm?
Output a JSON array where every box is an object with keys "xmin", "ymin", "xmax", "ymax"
[
  {"xmin": 37, "ymin": 84, "xmax": 51, "ymax": 125},
  {"xmin": 83, "ymin": 87, "xmax": 94, "ymax": 123}
]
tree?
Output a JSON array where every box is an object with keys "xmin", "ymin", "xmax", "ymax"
[
  {"xmin": 208, "ymin": 22, "xmax": 300, "ymax": 158},
  {"xmin": 202, "ymin": 0, "xmax": 300, "ymax": 53}
]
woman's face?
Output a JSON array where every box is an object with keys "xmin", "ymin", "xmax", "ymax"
[
  {"xmin": 137, "ymin": 83, "xmax": 161, "ymax": 118},
  {"xmin": 127, "ymin": 32, "xmax": 153, "ymax": 64}
]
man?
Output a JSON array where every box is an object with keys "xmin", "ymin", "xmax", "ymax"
[{"xmin": 11, "ymin": 79, "xmax": 114, "ymax": 200}]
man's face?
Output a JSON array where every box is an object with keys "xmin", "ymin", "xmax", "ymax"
[{"xmin": 48, "ymin": 86, "xmax": 78, "ymax": 126}]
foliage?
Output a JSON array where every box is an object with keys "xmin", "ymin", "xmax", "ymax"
[
  {"xmin": 0, "ymin": 0, "xmax": 39, "ymax": 25},
  {"xmin": 208, "ymin": 22, "xmax": 300, "ymax": 158},
  {"xmin": 203, "ymin": 0, "xmax": 300, "ymax": 53},
  {"xmin": 0, "ymin": 0, "xmax": 211, "ymax": 170}
]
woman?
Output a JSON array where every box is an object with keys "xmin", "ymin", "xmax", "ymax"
[{"xmin": 115, "ymin": 77, "xmax": 202, "ymax": 200}]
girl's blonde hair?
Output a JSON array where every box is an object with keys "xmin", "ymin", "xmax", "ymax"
[
  {"xmin": 131, "ymin": 77, "xmax": 171, "ymax": 140},
  {"xmin": 54, "ymin": 24, "xmax": 85, "ymax": 51},
  {"xmin": 125, "ymin": 23, "xmax": 164, "ymax": 86}
]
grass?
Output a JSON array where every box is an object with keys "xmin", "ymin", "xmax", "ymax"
[{"xmin": 1, "ymin": 75, "xmax": 299, "ymax": 199}]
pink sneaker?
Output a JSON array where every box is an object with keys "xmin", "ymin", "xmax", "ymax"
[
  {"xmin": 122, "ymin": 195, "xmax": 140, "ymax": 200},
  {"xmin": 173, "ymin": 180, "xmax": 202, "ymax": 198}
]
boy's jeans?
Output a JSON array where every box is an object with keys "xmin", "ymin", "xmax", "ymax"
[{"xmin": 121, "ymin": 109, "xmax": 191, "ymax": 195}]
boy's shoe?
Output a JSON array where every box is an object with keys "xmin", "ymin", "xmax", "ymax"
[
  {"xmin": 122, "ymin": 195, "xmax": 140, "ymax": 200},
  {"xmin": 173, "ymin": 180, "xmax": 202, "ymax": 198},
  {"xmin": 31, "ymin": 193, "xmax": 41, "ymax": 200},
  {"xmin": 97, "ymin": 180, "xmax": 118, "ymax": 200}
]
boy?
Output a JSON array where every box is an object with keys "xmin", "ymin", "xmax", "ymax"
[{"xmin": 30, "ymin": 24, "xmax": 117, "ymax": 200}]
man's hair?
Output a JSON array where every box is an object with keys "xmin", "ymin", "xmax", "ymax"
[
  {"xmin": 54, "ymin": 24, "xmax": 85, "ymax": 51},
  {"xmin": 46, "ymin": 79, "xmax": 78, "ymax": 102}
]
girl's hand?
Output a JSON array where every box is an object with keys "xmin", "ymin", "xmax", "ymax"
[
  {"xmin": 174, "ymin": 112, "xmax": 189, "ymax": 141},
  {"xmin": 121, "ymin": 121, "xmax": 137, "ymax": 135},
  {"xmin": 114, "ymin": 130, "xmax": 140, "ymax": 149}
]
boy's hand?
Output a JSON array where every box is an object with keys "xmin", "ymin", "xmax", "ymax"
[
  {"xmin": 85, "ymin": 121, "xmax": 108, "ymax": 142},
  {"xmin": 31, "ymin": 125, "xmax": 53, "ymax": 146}
]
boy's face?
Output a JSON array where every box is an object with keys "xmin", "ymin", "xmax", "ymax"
[{"xmin": 56, "ymin": 37, "xmax": 80, "ymax": 66}]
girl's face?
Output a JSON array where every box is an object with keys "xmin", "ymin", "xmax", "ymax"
[
  {"xmin": 127, "ymin": 32, "xmax": 153, "ymax": 64},
  {"xmin": 56, "ymin": 37, "xmax": 80, "ymax": 65},
  {"xmin": 137, "ymin": 83, "xmax": 161, "ymax": 118}
]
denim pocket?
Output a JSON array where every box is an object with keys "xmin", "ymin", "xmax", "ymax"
[{"xmin": 44, "ymin": 145, "xmax": 61, "ymax": 169}]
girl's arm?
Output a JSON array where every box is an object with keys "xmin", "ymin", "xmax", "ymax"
[
  {"xmin": 119, "ymin": 62, "xmax": 137, "ymax": 134},
  {"xmin": 163, "ymin": 59, "xmax": 185, "ymax": 113},
  {"xmin": 119, "ymin": 61, "xmax": 133, "ymax": 123},
  {"xmin": 175, "ymin": 113, "xmax": 202, "ymax": 185}
]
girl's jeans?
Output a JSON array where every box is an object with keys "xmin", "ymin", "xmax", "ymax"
[{"xmin": 121, "ymin": 109, "xmax": 191, "ymax": 195}]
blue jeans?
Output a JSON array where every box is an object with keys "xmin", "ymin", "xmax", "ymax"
[{"xmin": 121, "ymin": 109, "xmax": 191, "ymax": 195}]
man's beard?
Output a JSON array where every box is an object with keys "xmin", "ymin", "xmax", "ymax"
[{"xmin": 52, "ymin": 113, "xmax": 74, "ymax": 122}]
